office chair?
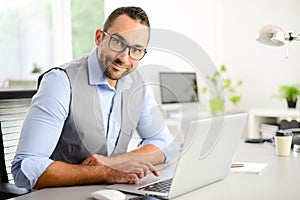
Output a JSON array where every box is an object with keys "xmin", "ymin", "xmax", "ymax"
[
  {"xmin": 0, "ymin": 122, "xmax": 29, "ymax": 199},
  {"xmin": 0, "ymin": 90, "xmax": 36, "ymax": 199}
]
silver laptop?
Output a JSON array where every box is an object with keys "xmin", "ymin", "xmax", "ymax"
[{"xmin": 108, "ymin": 113, "xmax": 248, "ymax": 199}]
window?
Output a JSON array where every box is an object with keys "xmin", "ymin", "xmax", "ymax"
[
  {"xmin": 0, "ymin": 0, "xmax": 104, "ymax": 90},
  {"xmin": 0, "ymin": 0, "xmax": 53, "ymax": 89},
  {"xmin": 71, "ymin": 0, "xmax": 104, "ymax": 59}
]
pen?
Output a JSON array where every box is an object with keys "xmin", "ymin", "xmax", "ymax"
[{"xmin": 231, "ymin": 163, "xmax": 244, "ymax": 168}]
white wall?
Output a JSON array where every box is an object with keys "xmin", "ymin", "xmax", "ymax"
[
  {"xmin": 218, "ymin": 0, "xmax": 300, "ymax": 111},
  {"xmin": 105, "ymin": 0, "xmax": 300, "ymax": 112}
]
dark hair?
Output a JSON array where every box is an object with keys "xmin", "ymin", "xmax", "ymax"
[{"xmin": 103, "ymin": 6, "xmax": 150, "ymax": 31}]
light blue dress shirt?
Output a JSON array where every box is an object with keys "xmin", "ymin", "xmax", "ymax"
[{"xmin": 11, "ymin": 49, "xmax": 175, "ymax": 189}]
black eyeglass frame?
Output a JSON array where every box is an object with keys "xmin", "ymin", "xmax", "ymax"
[{"xmin": 102, "ymin": 31, "xmax": 147, "ymax": 61}]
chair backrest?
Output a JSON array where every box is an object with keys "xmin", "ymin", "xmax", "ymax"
[
  {"xmin": 0, "ymin": 121, "xmax": 9, "ymax": 183},
  {"xmin": 0, "ymin": 90, "xmax": 36, "ymax": 184}
]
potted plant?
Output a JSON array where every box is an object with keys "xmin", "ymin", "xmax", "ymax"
[
  {"xmin": 273, "ymin": 84, "xmax": 300, "ymax": 108},
  {"xmin": 202, "ymin": 65, "xmax": 243, "ymax": 115},
  {"xmin": 31, "ymin": 63, "xmax": 42, "ymax": 74}
]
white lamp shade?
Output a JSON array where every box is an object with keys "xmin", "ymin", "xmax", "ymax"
[{"xmin": 256, "ymin": 24, "xmax": 285, "ymax": 46}]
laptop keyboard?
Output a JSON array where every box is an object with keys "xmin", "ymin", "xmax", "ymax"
[{"xmin": 138, "ymin": 178, "xmax": 173, "ymax": 193}]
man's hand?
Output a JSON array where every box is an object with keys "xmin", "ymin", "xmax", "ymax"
[
  {"xmin": 34, "ymin": 160, "xmax": 141, "ymax": 189},
  {"xmin": 34, "ymin": 144, "xmax": 164, "ymax": 189},
  {"xmin": 82, "ymin": 154, "xmax": 159, "ymax": 179}
]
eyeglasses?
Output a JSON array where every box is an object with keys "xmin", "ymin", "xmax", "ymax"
[{"xmin": 102, "ymin": 31, "xmax": 147, "ymax": 61}]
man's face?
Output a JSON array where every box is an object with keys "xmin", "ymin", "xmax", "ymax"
[{"xmin": 95, "ymin": 14, "xmax": 149, "ymax": 83}]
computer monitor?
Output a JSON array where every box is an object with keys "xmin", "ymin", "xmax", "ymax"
[{"xmin": 159, "ymin": 72, "xmax": 199, "ymax": 104}]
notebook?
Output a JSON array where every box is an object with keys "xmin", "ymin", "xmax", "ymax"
[
  {"xmin": 230, "ymin": 162, "xmax": 268, "ymax": 174},
  {"xmin": 108, "ymin": 113, "xmax": 248, "ymax": 199}
]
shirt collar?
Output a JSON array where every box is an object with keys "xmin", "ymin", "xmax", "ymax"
[{"xmin": 87, "ymin": 48, "xmax": 133, "ymax": 92}]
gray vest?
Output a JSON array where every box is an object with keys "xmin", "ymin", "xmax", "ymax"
[{"xmin": 39, "ymin": 56, "xmax": 146, "ymax": 164}]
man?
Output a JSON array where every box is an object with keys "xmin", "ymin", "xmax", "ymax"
[{"xmin": 12, "ymin": 6, "xmax": 176, "ymax": 189}]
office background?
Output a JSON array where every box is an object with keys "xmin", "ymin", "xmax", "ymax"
[
  {"xmin": 107, "ymin": 0, "xmax": 300, "ymax": 112},
  {"xmin": 1, "ymin": 0, "xmax": 300, "ymax": 112},
  {"xmin": 1, "ymin": 2, "xmax": 300, "ymax": 198}
]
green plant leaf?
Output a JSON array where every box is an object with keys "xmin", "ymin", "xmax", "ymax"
[
  {"xmin": 223, "ymin": 79, "xmax": 231, "ymax": 88},
  {"xmin": 220, "ymin": 65, "xmax": 227, "ymax": 72},
  {"xmin": 228, "ymin": 87, "xmax": 235, "ymax": 93},
  {"xmin": 203, "ymin": 65, "xmax": 243, "ymax": 107},
  {"xmin": 230, "ymin": 96, "xmax": 241, "ymax": 105},
  {"xmin": 237, "ymin": 80, "xmax": 243, "ymax": 86}
]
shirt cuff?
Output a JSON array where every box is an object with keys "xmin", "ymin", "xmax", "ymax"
[
  {"xmin": 141, "ymin": 137, "xmax": 181, "ymax": 163},
  {"xmin": 21, "ymin": 156, "xmax": 54, "ymax": 189},
  {"xmin": 161, "ymin": 139, "xmax": 181, "ymax": 163}
]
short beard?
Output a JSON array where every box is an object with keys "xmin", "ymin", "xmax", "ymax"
[
  {"xmin": 103, "ymin": 59, "xmax": 132, "ymax": 80},
  {"xmin": 103, "ymin": 67, "xmax": 127, "ymax": 80}
]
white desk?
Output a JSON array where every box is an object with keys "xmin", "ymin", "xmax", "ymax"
[
  {"xmin": 8, "ymin": 142, "xmax": 300, "ymax": 200},
  {"xmin": 248, "ymin": 108, "xmax": 300, "ymax": 138}
]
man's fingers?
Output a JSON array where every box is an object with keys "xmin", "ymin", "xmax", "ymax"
[
  {"xmin": 103, "ymin": 161, "xmax": 160, "ymax": 185},
  {"xmin": 144, "ymin": 161, "xmax": 160, "ymax": 177},
  {"xmin": 128, "ymin": 161, "xmax": 159, "ymax": 178},
  {"xmin": 103, "ymin": 158, "xmax": 160, "ymax": 180},
  {"xmin": 118, "ymin": 173, "xmax": 139, "ymax": 184},
  {"xmin": 131, "ymin": 167, "xmax": 146, "ymax": 178},
  {"xmin": 128, "ymin": 174, "xmax": 139, "ymax": 184},
  {"xmin": 81, "ymin": 154, "xmax": 105, "ymax": 166},
  {"xmin": 82, "ymin": 157, "xmax": 93, "ymax": 165}
]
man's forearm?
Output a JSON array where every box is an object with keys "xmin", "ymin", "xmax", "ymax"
[
  {"xmin": 34, "ymin": 144, "xmax": 165, "ymax": 189},
  {"xmin": 128, "ymin": 144, "xmax": 166, "ymax": 164},
  {"xmin": 34, "ymin": 160, "xmax": 137, "ymax": 189},
  {"xmin": 102, "ymin": 144, "xmax": 166, "ymax": 168}
]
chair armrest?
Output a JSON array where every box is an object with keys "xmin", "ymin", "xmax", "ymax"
[{"xmin": 0, "ymin": 183, "xmax": 30, "ymax": 199}]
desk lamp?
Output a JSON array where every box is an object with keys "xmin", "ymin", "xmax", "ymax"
[
  {"xmin": 256, "ymin": 24, "xmax": 300, "ymax": 58},
  {"xmin": 256, "ymin": 24, "xmax": 300, "ymax": 46}
]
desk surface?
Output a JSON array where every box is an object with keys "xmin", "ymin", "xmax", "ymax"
[
  {"xmin": 9, "ymin": 142, "xmax": 300, "ymax": 200},
  {"xmin": 249, "ymin": 107, "xmax": 300, "ymax": 117}
]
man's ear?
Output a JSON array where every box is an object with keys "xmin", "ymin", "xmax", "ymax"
[{"xmin": 95, "ymin": 29, "xmax": 103, "ymax": 45}]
